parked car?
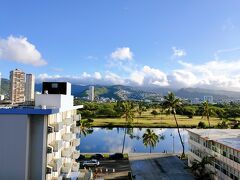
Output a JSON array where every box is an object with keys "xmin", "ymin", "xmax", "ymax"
[
  {"xmin": 91, "ymin": 153, "xmax": 104, "ymax": 160},
  {"xmin": 76, "ymin": 154, "xmax": 85, "ymax": 162},
  {"xmin": 109, "ymin": 153, "xmax": 124, "ymax": 160},
  {"xmin": 82, "ymin": 159, "xmax": 100, "ymax": 167}
]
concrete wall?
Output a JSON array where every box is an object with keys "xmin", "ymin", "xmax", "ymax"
[
  {"xmin": 29, "ymin": 115, "xmax": 47, "ymax": 180},
  {"xmin": 0, "ymin": 115, "xmax": 30, "ymax": 180}
]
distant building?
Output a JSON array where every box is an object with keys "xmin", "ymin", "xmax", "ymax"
[
  {"xmin": 188, "ymin": 129, "xmax": 240, "ymax": 180},
  {"xmin": 25, "ymin": 74, "xmax": 35, "ymax": 102},
  {"xmin": 191, "ymin": 98, "xmax": 201, "ymax": 104},
  {"xmin": 0, "ymin": 82, "xmax": 84, "ymax": 179},
  {"xmin": 204, "ymin": 96, "xmax": 213, "ymax": 103},
  {"xmin": 10, "ymin": 69, "xmax": 25, "ymax": 104},
  {"xmin": 0, "ymin": 72, "xmax": 1, "ymax": 94},
  {"xmin": 89, "ymin": 86, "xmax": 94, "ymax": 101}
]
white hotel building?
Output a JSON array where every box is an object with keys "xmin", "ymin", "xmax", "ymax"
[
  {"xmin": 0, "ymin": 82, "xmax": 85, "ymax": 180},
  {"xmin": 188, "ymin": 129, "xmax": 240, "ymax": 180}
]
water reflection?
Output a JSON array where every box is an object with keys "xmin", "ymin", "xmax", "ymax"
[{"xmin": 79, "ymin": 128, "xmax": 189, "ymax": 153}]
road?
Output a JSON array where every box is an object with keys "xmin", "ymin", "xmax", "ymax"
[{"xmin": 129, "ymin": 153, "xmax": 195, "ymax": 180}]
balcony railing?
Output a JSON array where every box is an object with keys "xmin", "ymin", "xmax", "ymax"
[
  {"xmin": 61, "ymin": 163, "xmax": 72, "ymax": 174},
  {"xmin": 61, "ymin": 147, "xmax": 73, "ymax": 157},
  {"xmin": 51, "ymin": 122, "xmax": 63, "ymax": 132},
  {"xmin": 71, "ymin": 139, "xmax": 80, "ymax": 147},
  {"xmin": 49, "ymin": 158, "xmax": 62, "ymax": 172},
  {"xmin": 72, "ymin": 162, "xmax": 79, "ymax": 172},
  {"xmin": 72, "ymin": 151, "xmax": 80, "ymax": 159},
  {"xmin": 63, "ymin": 117, "xmax": 74, "ymax": 126},
  {"xmin": 50, "ymin": 140, "xmax": 63, "ymax": 152},
  {"xmin": 73, "ymin": 114, "xmax": 81, "ymax": 121},
  {"xmin": 70, "ymin": 125, "xmax": 80, "ymax": 133},
  {"xmin": 62, "ymin": 133, "xmax": 73, "ymax": 142}
]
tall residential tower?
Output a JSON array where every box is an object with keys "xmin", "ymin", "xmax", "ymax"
[
  {"xmin": 25, "ymin": 74, "xmax": 35, "ymax": 102},
  {"xmin": 10, "ymin": 69, "xmax": 25, "ymax": 104},
  {"xmin": 89, "ymin": 86, "xmax": 94, "ymax": 101}
]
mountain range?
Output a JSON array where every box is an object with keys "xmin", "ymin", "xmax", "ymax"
[{"xmin": 1, "ymin": 78, "xmax": 240, "ymax": 102}]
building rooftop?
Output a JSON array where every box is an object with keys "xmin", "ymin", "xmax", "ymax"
[
  {"xmin": 0, "ymin": 105, "xmax": 83, "ymax": 115},
  {"xmin": 188, "ymin": 129, "xmax": 240, "ymax": 151}
]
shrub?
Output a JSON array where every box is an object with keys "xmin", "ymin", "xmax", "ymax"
[{"xmin": 198, "ymin": 121, "xmax": 206, "ymax": 129}]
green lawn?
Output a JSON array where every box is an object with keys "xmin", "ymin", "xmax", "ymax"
[{"xmin": 90, "ymin": 111, "xmax": 221, "ymax": 128}]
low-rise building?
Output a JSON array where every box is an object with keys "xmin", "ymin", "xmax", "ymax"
[
  {"xmin": 188, "ymin": 129, "xmax": 240, "ymax": 180},
  {"xmin": 0, "ymin": 82, "xmax": 84, "ymax": 180}
]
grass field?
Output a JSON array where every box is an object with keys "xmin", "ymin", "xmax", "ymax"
[{"xmin": 90, "ymin": 110, "xmax": 221, "ymax": 128}]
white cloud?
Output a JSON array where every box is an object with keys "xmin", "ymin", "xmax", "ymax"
[
  {"xmin": 0, "ymin": 36, "xmax": 47, "ymax": 66},
  {"xmin": 172, "ymin": 47, "xmax": 186, "ymax": 58},
  {"xmin": 110, "ymin": 47, "xmax": 133, "ymax": 61}
]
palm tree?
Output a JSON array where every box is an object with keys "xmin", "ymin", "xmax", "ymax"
[
  {"xmin": 191, "ymin": 156, "xmax": 215, "ymax": 179},
  {"xmin": 201, "ymin": 101, "xmax": 211, "ymax": 127},
  {"xmin": 120, "ymin": 101, "xmax": 135, "ymax": 153},
  {"xmin": 163, "ymin": 92, "xmax": 185, "ymax": 158},
  {"xmin": 78, "ymin": 119, "xmax": 93, "ymax": 138},
  {"xmin": 142, "ymin": 129, "xmax": 163, "ymax": 153}
]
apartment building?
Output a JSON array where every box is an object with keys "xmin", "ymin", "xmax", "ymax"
[
  {"xmin": 188, "ymin": 129, "xmax": 240, "ymax": 180},
  {"xmin": 88, "ymin": 86, "xmax": 94, "ymax": 102},
  {"xmin": 10, "ymin": 69, "xmax": 25, "ymax": 104},
  {"xmin": 0, "ymin": 82, "xmax": 84, "ymax": 180},
  {"xmin": 25, "ymin": 74, "xmax": 35, "ymax": 102}
]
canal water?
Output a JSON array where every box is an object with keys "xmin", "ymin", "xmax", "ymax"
[{"xmin": 79, "ymin": 128, "xmax": 189, "ymax": 153}]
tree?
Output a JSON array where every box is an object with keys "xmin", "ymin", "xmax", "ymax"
[
  {"xmin": 191, "ymin": 156, "xmax": 215, "ymax": 180},
  {"xmin": 163, "ymin": 92, "xmax": 185, "ymax": 158},
  {"xmin": 198, "ymin": 121, "xmax": 207, "ymax": 129},
  {"xmin": 151, "ymin": 110, "xmax": 158, "ymax": 118},
  {"xmin": 201, "ymin": 101, "xmax": 211, "ymax": 127},
  {"xmin": 142, "ymin": 129, "xmax": 163, "ymax": 153},
  {"xmin": 119, "ymin": 101, "xmax": 135, "ymax": 153},
  {"xmin": 77, "ymin": 119, "xmax": 93, "ymax": 138}
]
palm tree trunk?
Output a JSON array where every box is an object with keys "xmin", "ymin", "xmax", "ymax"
[
  {"xmin": 122, "ymin": 128, "xmax": 127, "ymax": 153},
  {"xmin": 207, "ymin": 114, "xmax": 211, "ymax": 127},
  {"xmin": 150, "ymin": 146, "xmax": 152, "ymax": 153},
  {"xmin": 173, "ymin": 110, "xmax": 185, "ymax": 158}
]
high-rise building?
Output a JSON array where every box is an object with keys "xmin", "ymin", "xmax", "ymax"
[
  {"xmin": 0, "ymin": 82, "xmax": 85, "ymax": 179},
  {"xmin": 0, "ymin": 72, "xmax": 1, "ymax": 94},
  {"xmin": 89, "ymin": 86, "xmax": 94, "ymax": 101},
  {"xmin": 10, "ymin": 69, "xmax": 25, "ymax": 104},
  {"xmin": 188, "ymin": 129, "xmax": 240, "ymax": 180},
  {"xmin": 25, "ymin": 74, "xmax": 35, "ymax": 102}
]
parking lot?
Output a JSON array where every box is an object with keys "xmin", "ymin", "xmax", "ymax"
[{"xmin": 79, "ymin": 155, "xmax": 131, "ymax": 179}]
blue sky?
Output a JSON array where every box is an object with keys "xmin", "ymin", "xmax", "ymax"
[{"xmin": 1, "ymin": 0, "xmax": 240, "ymax": 90}]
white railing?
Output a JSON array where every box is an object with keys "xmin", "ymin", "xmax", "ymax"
[
  {"xmin": 62, "ymin": 133, "xmax": 73, "ymax": 142},
  {"xmin": 49, "ymin": 158, "xmax": 62, "ymax": 172},
  {"xmin": 73, "ymin": 114, "xmax": 81, "ymax": 121},
  {"xmin": 71, "ymin": 125, "xmax": 80, "ymax": 133},
  {"xmin": 61, "ymin": 148, "xmax": 73, "ymax": 157},
  {"xmin": 50, "ymin": 140, "xmax": 63, "ymax": 152},
  {"xmin": 72, "ymin": 162, "xmax": 79, "ymax": 172},
  {"xmin": 72, "ymin": 151, "xmax": 80, "ymax": 159},
  {"xmin": 71, "ymin": 139, "xmax": 80, "ymax": 147},
  {"xmin": 61, "ymin": 163, "xmax": 72, "ymax": 173},
  {"xmin": 51, "ymin": 122, "xmax": 63, "ymax": 132},
  {"xmin": 63, "ymin": 117, "xmax": 74, "ymax": 125}
]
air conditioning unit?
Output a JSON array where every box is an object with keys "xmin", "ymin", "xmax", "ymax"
[
  {"xmin": 47, "ymin": 146, "xmax": 53, "ymax": 154},
  {"xmin": 46, "ymin": 165, "xmax": 53, "ymax": 174}
]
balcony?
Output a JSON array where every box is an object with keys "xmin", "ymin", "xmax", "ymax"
[
  {"xmin": 73, "ymin": 114, "xmax": 81, "ymax": 121},
  {"xmin": 50, "ymin": 140, "xmax": 63, "ymax": 152},
  {"xmin": 61, "ymin": 147, "xmax": 73, "ymax": 157},
  {"xmin": 61, "ymin": 163, "xmax": 72, "ymax": 174},
  {"xmin": 49, "ymin": 158, "xmax": 62, "ymax": 172},
  {"xmin": 72, "ymin": 151, "xmax": 80, "ymax": 159},
  {"xmin": 47, "ymin": 146, "xmax": 53, "ymax": 154},
  {"xmin": 72, "ymin": 162, "xmax": 79, "ymax": 172},
  {"xmin": 48, "ymin": 125, "xmax": 54, "ymax": 134},
  {"xmin": 62, "ymin": 133, "xmax": 73, "ymax": 142},
  {"xmin": 71, "ymin": 139, "xmax": 80, "ymax": 147},
  {"xmin": 51, "ymin": 122, "xmax": 63, "ymax": 132},
  {"xmin": 63, "ymin": 117, "xmax": 74, "ymax": 126},
  {"xmin": 70, "ymin": 125, "xmax": 80, "ymax": 133}
]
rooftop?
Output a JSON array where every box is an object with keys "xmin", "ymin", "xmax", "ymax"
[
  {"xmin": 0, "ymin": 105, "xmax": 83, "ymax": 115},
  {"xmin": 188, "ymin": 129, "xmax": 240, "ymax": 151}
]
